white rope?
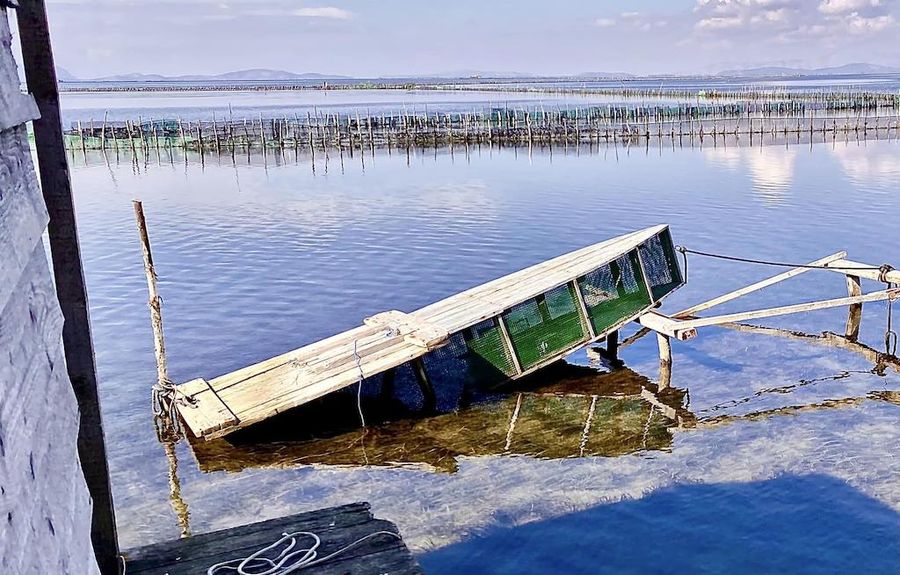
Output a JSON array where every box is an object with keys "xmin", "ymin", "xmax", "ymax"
[{"xmin": 206, "ymin": 530, "xmax": 401, "ymax": 575}]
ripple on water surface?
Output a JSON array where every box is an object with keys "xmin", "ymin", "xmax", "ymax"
[{"xmin": 68, "ymin": 138, "xmax": 900, "ymax": 572}]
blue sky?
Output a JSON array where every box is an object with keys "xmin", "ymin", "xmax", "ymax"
[{"xmin": 44, "ymin": 0, "xmax": 900, "ymax": 77}]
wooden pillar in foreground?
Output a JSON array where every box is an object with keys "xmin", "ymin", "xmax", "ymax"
[{"xmin": 16, "ymin": 3, "xmax": 120, "ymax": 574}]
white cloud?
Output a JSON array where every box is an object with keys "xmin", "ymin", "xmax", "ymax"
[
  {"xmin": 697, "ymin": 15, "xmax": 745, "ymax": 29},
  {"xmin": 846, "ymin": 12, "xmax": 895, "ymax": 30},
  {"xmin": 292, "ymin": 7, "xmax": 353, "ymax": 19},
  {"xmin": 819, "ymin": 0, "xmax": 882, "ymax": 14},
  {"xmin": 593, "ymin": 18, "xmax": 616, "ymax": 27}
]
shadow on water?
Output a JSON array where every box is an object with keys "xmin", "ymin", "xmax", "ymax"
[{"xmin": 419, "ymin": 474, "xmax": 900, "ymax": 575}]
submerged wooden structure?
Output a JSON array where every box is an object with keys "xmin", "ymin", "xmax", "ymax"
[{"xmin": 176, "ymin": 224, "xmax": 685, "ymax": 440}]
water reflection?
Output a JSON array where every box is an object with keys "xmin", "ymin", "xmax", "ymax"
[
  {"xmin": 186, "ymin": 321, "xmax": 899, "ymax": 477},
  {"xmin": 190, "ymin": 363, "xmax": 687, "ymax": 474}
]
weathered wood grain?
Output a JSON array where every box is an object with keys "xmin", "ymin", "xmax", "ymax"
[{"xmin": 124, "ymin": 503, "xmax": 422, "ymax": 575}]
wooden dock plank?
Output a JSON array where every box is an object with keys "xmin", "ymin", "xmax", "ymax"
[
  {"xmin": 177, "ymin": 224, "xmax": 673, "ymax": 439},
  {"xmin": 124, "ymin": 503, "xmax": 422, "ymax": 575}
]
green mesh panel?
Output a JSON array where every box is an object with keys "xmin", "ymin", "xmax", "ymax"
[
  {"xmin": 577, "ymin": 250, "xmax": 652, "ymax": 335},
  {"xmin": 463, "ymin": 319, "xmax": 519, "ymax": 382},
  {"xmin": 502, "ymin": 283, "xmax": 587, "ymax": 371},
  {"xmin": 639, "ymin": 228, "xmax": 683, "ymax": 301}
]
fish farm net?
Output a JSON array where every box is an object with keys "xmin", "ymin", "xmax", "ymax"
[{"xmin": 353, "ymin": 228, "xmax": 682, "ymax": 410}]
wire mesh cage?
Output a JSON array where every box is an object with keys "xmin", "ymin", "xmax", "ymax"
[
  {"xmin": 578, "ymin": 249, "xmax": 652, "ymax": 335},
  {"xmin": 502, "ymin": 283, "xmax": 588, "ymax": 371},
  {"xmin": 639, "ymin": 228, "xmax": 683, "ymax": 301},
  {"xmin": 358, "ymin": 226, "xmax": 683, "ymax": 411}
]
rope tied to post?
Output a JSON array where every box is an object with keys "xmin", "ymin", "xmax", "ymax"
[{"xmin": 152, "ymin": 377, "xmax": 195, "ymax": 442}]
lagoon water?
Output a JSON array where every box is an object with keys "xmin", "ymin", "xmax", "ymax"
[{"xmin": 66, "ymin": 119, "xmax": 900, "ymax": 572}]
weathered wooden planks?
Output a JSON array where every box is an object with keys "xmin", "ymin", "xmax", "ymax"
[
  {"xmin": 177, "ymin": 225, "xmax": 672, "ymax": 440},
  {"xmin": 123, "ymin": 502, "xmax": 423, "ymax": 575}
]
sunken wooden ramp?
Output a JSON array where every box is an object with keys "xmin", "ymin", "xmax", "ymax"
[
  {"xmin": 124, "ymin": 502, "xmax": 422, "ymax": 574},
  {"xmin": 177, "ymin": 224, "xmax": 684, "ymax": 440}
]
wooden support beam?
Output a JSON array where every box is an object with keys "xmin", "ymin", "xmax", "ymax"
[
  {"xmin": 676, "ymin": 251, "xmax": 847, "ymax": 318},
  {"xmin": 639, "ymin": 310, "xmax": 698, "ymax": 341},
  {"xmin": 606, "ymin": 330, "xmax": 619, "ymax": 361},
  {"xmin": 496, "ymin": 315, "xmax": 524, "ymax": 375},
  {"xmin": 845, "ymin": 275, "xmax": 863, "ymax": 341},
  {"xmin": 16, "ymin": 4, "xmax": 120, "ymax": 574},
  {"xmin": 571, "ymin": 279, "xmax": 597, "ymax": 339},
  {"xmin": 676, "ymin": 289, "xmax": 899, "ymax": 330},
  {"xmin": 656, "ymin": 333, "xmax": 672, "ymax": 390},
  {"xmin": 412, "ymin": 358, "xmax": 436, "ymax": 412},
  {"xmin": 824, "ymin": 259, "xmax": 900, "ymax": 284}
]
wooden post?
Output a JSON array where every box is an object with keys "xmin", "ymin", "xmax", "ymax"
[
  {"xmin": 657, "ymin": 333, "xmax": 672, "ymax": 390},
  {"xmin": 15, "ymin": 3, "xmax": 120, "ymax": 573},
  {"xmin": 132, "ymin": 201, "xmax": 168, "ymax": 388},
  {"xmin": 606, "ymin": 330, "xmax": 619, "ymax": 361},
  {"xmin": 845, "ymin": 275, "xmax": 863, "ymax": 341},
  {"xmin": 412, "ymin": 358, "xmax": 436, "ymax": 412}
]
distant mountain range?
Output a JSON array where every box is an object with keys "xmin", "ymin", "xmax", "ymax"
[
  {"xmin": 57, "ymin": 68, "xmax": 350, "ymax": 82},
  {"xmin": 57, "ymin": 66, "xmax": 78, "ymax": 81},
  {"xmin": 56, "ymin": 63, "xmax": 900, "ymax": 84},
  {"xmin": 718, "ymin": 63, "xmax": 900, "ymax": 77}
]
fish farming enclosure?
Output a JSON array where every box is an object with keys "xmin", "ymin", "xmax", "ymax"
[{"xmin": 176, "ymin": 225, "xmax": 684, "ymax": 440}]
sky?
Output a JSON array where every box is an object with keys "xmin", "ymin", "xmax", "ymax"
[{"xmin": 40, "ymin": 0, "xmax": 900, "ymax": 78}]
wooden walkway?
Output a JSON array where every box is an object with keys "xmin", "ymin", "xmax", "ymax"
[
  {"xmin": 123, "ymin": 503, "xmax": 422, "ymax": 574},
  {"xmin": 176, "ymin": 225, "xmax": 679, "ymax": 440}
]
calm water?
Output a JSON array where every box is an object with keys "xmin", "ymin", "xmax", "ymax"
[
  {"xmin": 59, "ymin": 73, "xmax": 900, "ymax": 126},
  {"xmin": 66, "ymin": 130, "xmax": 900, "ymax": 572}
]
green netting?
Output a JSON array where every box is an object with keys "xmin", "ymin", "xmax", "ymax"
[
  {"xmin": 463, "ymin": 319, "xmax": 519, "ymax": 382},
  {"xmin": 502, "ymin": 283, "xmax": 587, "ymax": 371},
  {"xmin": 577, "ymin": 250, "xmax": 652, "ymax": 335},
  {"xmin": 639, "ymin": 228, "xmax": 683, "ymax": 301}
]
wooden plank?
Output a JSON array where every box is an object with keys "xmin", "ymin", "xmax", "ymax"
[
  {"xmin": 125, "ymin": 503, "xmax": 422, "ymax": 575},
  {"xmin": 824, "ymin": 258, "xmax": 900, "ymax": 284},
  {"xmin": 422, "ymin": 228, "xmax": 664, "ymax": 333},
  {"xmin": 364, "ymin": 309, "xmax": 449, "ymax": 348},
  {"xmin": 639, "ymin": 310, "xmax": 697, "ymax": 340},
  {"xmin": 496, "ymin": 315, "xmax": 523, "ymax": 375},
  {"xmin": 675, "ymin": 251, "xmax": 848, "ymax": 318},
  {"xmin": 414, "ymin": 226, "xmax": 662, "ymax": 324},
  {"xmin": 16, "ymin": 4, "xmax": 120, "ymax": 572},
  {"xmin": 676, "ymin": 289, "xmax": 900, "ymax": 330},
  {"xmin": 571, "ymin": 279, "xmax": 597, "ymax": 339},
  {"xmin": 177, "ymin": 379, "xmax": 238, "ymax": 438}
]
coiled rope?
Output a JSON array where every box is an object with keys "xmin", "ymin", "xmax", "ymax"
[{"xmin": 206, "ymin": 530, "xmax": 401, "ymax": 574}]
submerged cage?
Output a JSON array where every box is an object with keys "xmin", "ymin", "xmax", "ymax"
[{"xmin": 356, "ymin": 227, "xmax": 684, "ymax": 410}]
